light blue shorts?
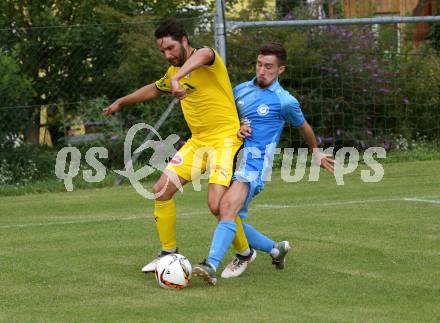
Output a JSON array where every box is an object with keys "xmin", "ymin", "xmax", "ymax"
[{"xmin": 233, "ymin": 170, "xmax": 265, "ymax": 219}]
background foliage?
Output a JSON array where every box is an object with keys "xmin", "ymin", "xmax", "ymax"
[{"xmin": 1, "ymin": 0, "xmax": 439, "ymax": 186}]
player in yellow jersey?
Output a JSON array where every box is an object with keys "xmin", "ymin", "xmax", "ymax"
[{"xmin": 103, "ymin": 19, "xmax": 252, "ymax": 273}]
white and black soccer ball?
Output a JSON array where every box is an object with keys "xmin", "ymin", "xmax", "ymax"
[{"xmin": 155, "ymin": 254, "xmax": 192, "ymax": 289}]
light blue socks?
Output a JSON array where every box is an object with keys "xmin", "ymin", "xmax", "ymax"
[
  {"xmin": 207, "ymin": 220, "xmax": 237, "ymax": 270},
  {"xmin": 243, "ymin": 223, "xmax": 275, "ymax": 253}
]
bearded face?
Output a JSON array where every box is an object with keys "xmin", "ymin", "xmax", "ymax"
[{"xmin": 157, "ymin": 36, "xmax": 188, "ymax": 67}]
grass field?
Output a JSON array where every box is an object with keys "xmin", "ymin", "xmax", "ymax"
[{"xmin": 1, "ymin": 160, "xmax": 439, "ymax": 322}]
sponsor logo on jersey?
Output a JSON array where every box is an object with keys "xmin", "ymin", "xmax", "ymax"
[
  {"xmin": 170, "ymin": 153, "xmax": 183, "ymax": 166},
  {"xmin": 257, "ymin": 104, "xmax": 269, "ymax": 116}
]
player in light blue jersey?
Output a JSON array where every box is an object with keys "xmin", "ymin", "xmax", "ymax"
[{"xmin": 193, "ymin": 43, "xmax": 335, "ymax": 285}]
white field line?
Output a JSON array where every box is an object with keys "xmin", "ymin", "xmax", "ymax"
[
  {"xmin": 0, "ymin": 216, "xmax": 144, "ymax": 229},
  {"xmin": 256, "ymin": 198, "xmax": 405, "ymax": 209},
  {"xmin": 0, "ymin": 211, "xmax": 207, "ymax": 229},
  {"xmin": 403, "ymin": 198, "xmax": 440, "ymax": 205},
  {"xmin": 0, "ymin": 197, "xmax": 438, "ymax": 229}
]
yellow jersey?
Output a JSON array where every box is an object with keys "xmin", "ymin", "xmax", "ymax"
[{"xmin": 155, "ymin": 48, "xmax": 240, "ymax": 140}]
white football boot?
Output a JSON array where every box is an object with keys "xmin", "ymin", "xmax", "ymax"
[
  {"xmin": 141, "ymin": 250, "xmax": 175, "ymax": 273},
  {"xmin": 221, "ymin": 249, "xmax": 257, "ymax": 278}
]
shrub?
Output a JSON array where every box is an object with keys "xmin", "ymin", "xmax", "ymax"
[{"xmin": 0, "ymin": 144, "xmax": 56, "ymax": 185}]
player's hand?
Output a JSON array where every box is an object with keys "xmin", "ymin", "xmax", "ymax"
[
  {"xmin": 170, "ymin": 78, "xmax": 187, "ymax": 100},
  {"xmin": 102, "ymin": 100, "xmax": 121, "ymax": 116},
  {"xmin": 237, "ymin": 124, "xmax": 252, "ymax": 139},
  {"xmin": 312, "ymin": 149, "xmax": 335, "ymax": 173}
]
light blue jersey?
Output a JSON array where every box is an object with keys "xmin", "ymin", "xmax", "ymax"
[
  {"xmin": 205, "ymin": 77, "xmax": 305, "ymax": 269},
  {"xmin": 233, "ymin": 77, "xmax": 305, "ymax": 218}
]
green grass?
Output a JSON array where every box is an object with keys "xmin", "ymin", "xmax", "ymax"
[
  {"xmin": 1, "ymin": 160, "xmax": 439, "ymax": 322},
  {"xmin": 2, "ymin": 146, "xmax": 440, "ymax": 197},
  {"xmin": 0, "ymin": 170, "xmax": 162, "ymax": 197}
]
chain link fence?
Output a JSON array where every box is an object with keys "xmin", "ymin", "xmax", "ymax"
[
  {"xmin": 1, "ymin": 16, "xmax": 213, "ymax": 146},
  {"xmin": 1, "ymin": 14, "xmax": 439, "ymax": 185},
  {"xmin": 0, "ymin": 15, "xmax": 212, "ymax": 185},
  {"xmin": 227, "ymin": 20, "xmax": 440, "ymax": 150}
]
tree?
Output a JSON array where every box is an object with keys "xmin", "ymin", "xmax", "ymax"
[
  {"xmin": 0, "ymin": 0, "xmax": 211, "ymax": 146},
  {"xmin": 0, "ymin": 52, "xmax": 33, "ymax": 147},
  {"xmin": 427, "ymin": 6, "xmax": 440, "ymax": 52},
  {"xmin": 0, "ymin": 0, "xmax": 212, "ymax": 105}
]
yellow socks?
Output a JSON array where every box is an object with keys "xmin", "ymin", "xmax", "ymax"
[
  {"xmin": 154, "ymin": 199, "xmax": 248, "ymax": 254},
  {"xmin": 232, "ymin": 216, "xmax": 250, "ymax": 254},
  {"xmin": 154, "ymin": 199, "xmax": 177, "ymax": 251}
]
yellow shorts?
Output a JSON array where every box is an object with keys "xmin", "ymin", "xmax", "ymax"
[{"xmin": 166, "ymin": 135, "xmax": 242, "ymax": 187}]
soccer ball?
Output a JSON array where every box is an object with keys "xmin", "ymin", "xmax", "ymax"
[{"xmin": 155, "ymin": 254, "xmax": 192, "ymax": 289}]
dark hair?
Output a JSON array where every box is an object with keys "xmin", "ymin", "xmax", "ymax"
[
  {"xmin": 259, "ymin": 42, "xmax": 287, "ymax": 66},
  {"xmin": 155, "ymin": 18, "xmax": 189, "ymax": 43}
]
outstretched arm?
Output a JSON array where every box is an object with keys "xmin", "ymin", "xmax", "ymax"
[
  {"xmin": 103, "ymin": 83, "xmax": 162, "ymax": 115},
  {"xmin": 170, "ymin": 48, "xmax": 215, "ymax": 100},
  {"xmin": 298, "ymin": 121, "xmax": 335, "ymax": 173}
]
